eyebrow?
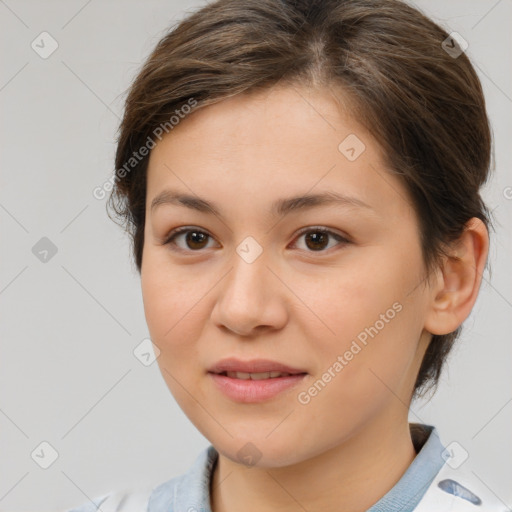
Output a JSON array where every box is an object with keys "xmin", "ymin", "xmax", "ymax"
[{"xmin": 150, "ymin": 189, "xmax": 374, "ymax": 218}]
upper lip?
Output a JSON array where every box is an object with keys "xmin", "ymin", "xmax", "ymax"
[{"xmin": 208, "ymin": 358, "xmax": 307, "ymax": 375}]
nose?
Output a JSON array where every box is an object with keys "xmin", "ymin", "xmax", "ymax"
[{"xmin": 210, "ymin": 248, "xmax": 288, "ymax": 337}]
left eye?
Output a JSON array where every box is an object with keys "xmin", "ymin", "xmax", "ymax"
[
  {"xmin": 163, "ymin": 227, "xmax": 349, "ymax": 253},
  {"xmin": 291, "ymin": 227, "xmax": 350, "ymax": 252}
]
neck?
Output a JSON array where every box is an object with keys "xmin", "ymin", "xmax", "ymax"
[{"xmin": 210, "ymin": 416, "xmax": 417, "ymax": 512}]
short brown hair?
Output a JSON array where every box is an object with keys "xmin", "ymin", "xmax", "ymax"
[{"xmin": 108, "ymin": 0, "xmax": 493, "ymax": 400}]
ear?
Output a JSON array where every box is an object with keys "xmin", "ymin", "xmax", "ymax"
[{"xmin": 424, "ymin": 218, "xmax": 489, "ymax": 336}]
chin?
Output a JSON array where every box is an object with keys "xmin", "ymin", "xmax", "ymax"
[{"xmin": 211, "ymin": 433, "xmax": 305, "ymax": 468}]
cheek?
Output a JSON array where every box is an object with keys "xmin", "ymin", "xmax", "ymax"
[
  {"xmin": 140, "ymin": 267, "xmax": 211, "ymax": 408},
  {"xmin": 291, "ymin": 302, "xmax": 421, "ymax": 449},
  {"xmin": 141, "ymin": 268, "xmax": 203, "ymax": 394},
  {"xmin": 295, "ymin": 246, "xmax": 425, "ymax": 387},
  {"xmin": 141, "ymin": 254, "xmax": 206, "ymax": 342},
  {"xmin": 294, "ymin": 256, "xmax": 408, "ymax": 344}
]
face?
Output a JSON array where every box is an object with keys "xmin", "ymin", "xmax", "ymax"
[{"xmin": 141, "ymin": 84, "xmax": 433, "ymax": 467}]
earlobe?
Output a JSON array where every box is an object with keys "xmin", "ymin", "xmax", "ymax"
[{"xmin": 424, "ymin": 218, "xmax": 489, "ymax": 336}]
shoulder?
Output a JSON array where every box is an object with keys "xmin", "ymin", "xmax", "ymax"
[{"xmin": 414, "ymin": 461, "xmax": 511, "ymax": 512}]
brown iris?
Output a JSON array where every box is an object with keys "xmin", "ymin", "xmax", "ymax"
[
  {"xmin": 185, "ymin": 230, "xmax": 209, "ymax": 250},
  {"xmin": 304, "ymin": 231, "xmax": 329, "ymax": 251}
]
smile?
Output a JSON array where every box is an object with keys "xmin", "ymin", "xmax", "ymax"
[{"xmin": 208, "ymin": 372, "xmax": 307, "ymax": 402}]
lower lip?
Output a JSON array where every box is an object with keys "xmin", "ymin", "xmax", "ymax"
[{"xmin": 208, "ymin": 372, "xmax": 307, "ymax": 403}]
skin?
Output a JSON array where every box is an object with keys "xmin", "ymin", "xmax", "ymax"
[{"xmin": 140, "ymin": 83, "xmax": 488, "ymax": 512}]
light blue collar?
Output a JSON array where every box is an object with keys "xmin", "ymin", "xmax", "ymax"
[{"xmin": 367, "ymin": 423, "xmax": 446, "ymax": 511}]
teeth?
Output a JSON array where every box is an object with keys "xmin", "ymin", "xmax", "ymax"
[
  {"xmin": 250, "ymin": 372, "xmax": 273, "ymax": 380},
  {"xmin": 227, "ymin": 371, "xmax": 251, "ymax": 379},
  {"xmin": 225, "ymin": 371, "xmax": 292, "ymax": 379}
]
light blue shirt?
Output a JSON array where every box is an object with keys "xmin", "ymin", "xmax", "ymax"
[{"xmin": 67, "ymin": 423, "xmax": 508, "ymax": 511}]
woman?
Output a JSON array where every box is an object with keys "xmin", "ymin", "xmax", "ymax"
[{"xmin": 68, "ymin": 0, "xmax": 504, "ymax": 510}]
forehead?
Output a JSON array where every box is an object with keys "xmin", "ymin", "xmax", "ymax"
[
  {"xmin": 151, "ymin": 84, "xmax": 369, "ymax": 158},
  {"xmin": 145, "ymin": 84, "xmax": 414, "ymax": 223}
]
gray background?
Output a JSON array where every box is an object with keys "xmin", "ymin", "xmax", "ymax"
[{"xmin": 0, "ymin": 0, "xmax": 511, "ymax": 510}]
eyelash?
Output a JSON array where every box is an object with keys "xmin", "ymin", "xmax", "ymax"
[{"xmin": 162, "ymin": 226, "xmax": 351, "ymax": 255}]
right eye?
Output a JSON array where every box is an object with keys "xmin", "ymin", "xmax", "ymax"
[{"xmin": 163, "ymin": 227, "xmax": 219, "ymax": 252}]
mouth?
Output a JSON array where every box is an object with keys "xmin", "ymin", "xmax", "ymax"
[
  {"xmin": 207, "ymin": 357, "xmax": 308, "ymax": 376},
  {"xmin": 213, "ymin": 370, "xmax": 306, "ymax": 380},
  {"xmin": 207, "ymin": 358, "xmax": 308, "ymax": 402}
]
